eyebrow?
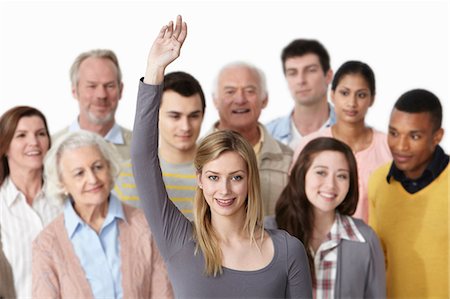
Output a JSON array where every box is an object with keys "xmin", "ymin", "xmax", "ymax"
[
  {"xmin": 204, "ymin": 170, "xmax": 246, "ymax": 175},
  {"xmin": 313, "ymin": 165, "xmax": 349, "ymax": 172}
]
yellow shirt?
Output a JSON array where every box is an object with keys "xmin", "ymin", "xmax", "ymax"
[{"xmin": 369, "ymin": 163, "xmax": 449, "ymax": 298}]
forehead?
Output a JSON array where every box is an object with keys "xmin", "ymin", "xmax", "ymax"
[
  {"xmin": 203, "ymin": 151, "xmax": 247, "ymax": 172},
  {"xmin": 161, "ymin": 90, "xmax": 203, "ymax": 113},
  {"xmin": 60, "ymin": 145, "xmax": 104, "ymax": 167},
  {"xmin": 218, "ymin": 66, "xmax": 260, "ymax": 87},
  {"xmin": 285, "ymin": 53, "xmax": 321, "ymax": 69},
  {"xmin": 335, "ymin": 74, "xmax": 370, "ymax": 89},
  {"xmin": 310, "ymin": 150, "xmax": 349, "ymax": 169},
  {"xmin": 16, "ymin": 115, "xmax": 46, "ymax": 130},
  {"xmin": 389, "ymin": 109, "xmax": 434, "ymax": 132},
  {"xmin": 78, "ymin": 57, "xmax": 118, "ymax": 80}
]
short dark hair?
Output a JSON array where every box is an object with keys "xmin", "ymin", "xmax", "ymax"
[
  {"xmin": 394, "ymin": 89, "xmax": 442, "ymax": 131},
  {"xmin": 163, "ymin": 71, "xmax": 206, "ymax": 113},
  {"xmin": 331, "ymin": 60, "xmax": 376, "ymax": 96},
  {"xmin": 281, "ymin": 39, "xmax": 330, "ymax": 74}
]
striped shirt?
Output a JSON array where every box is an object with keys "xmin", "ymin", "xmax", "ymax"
[
  {"xmin": 311, "ymin": 213, "xmax": 365, "ymax": 299},
  {"xmin": 114, "ymin": 158, "xmax": 196, "ymax": 221},
  {"xmin": 0, "ymin": 177, "xmax": 62, "ymax": 298}
]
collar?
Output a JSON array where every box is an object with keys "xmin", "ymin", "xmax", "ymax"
[
  {"xmin": 2, "ymin": 176, "xmax": 46, "ymax": 208},
  {"xmin": 69, "ymin": 119, "xmax": 125, "ymax": 145},
  {"xmin": 329, "ymin": 213, "xmax": 365, "ymax": 244},
  {"xmin": 64, "ymin": 193, "xmax": 126, "ymax": 239},
  {"xmin": 253, "ymin": 125, "xmax": 265, "ymax": 155},
  {"xmin": 386, "ymin": 145, "xmax": 449, "ymax": 183}
]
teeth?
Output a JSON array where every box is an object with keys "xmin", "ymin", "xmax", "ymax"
[
  {"xmin": 320, "ymin": 192, "xmax": 335, "ymax": 199},
  {"xmin": 216, "ymin": 198, "xmax": 234, "ymax": 206},
  {"xmin": 25, "ymin": 151, "xmax": 41, "ymax": 156},
  {"xmin": 233, "ymin": 109, "xmax": 249, "ymax": 113}
]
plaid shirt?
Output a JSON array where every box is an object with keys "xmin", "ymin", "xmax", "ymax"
[{"xmin": 311, "ymin": 213, "xmax": 365, "ymax": 299}]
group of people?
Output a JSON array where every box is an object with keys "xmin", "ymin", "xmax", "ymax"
[{"xmin": 0, "ymin": 15, "xmax": 448, "ymax": 299}]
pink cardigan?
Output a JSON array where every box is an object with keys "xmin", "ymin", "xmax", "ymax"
[{"xmin": 32, "ymin": 203, "xmax": 174, "ymax": 298}]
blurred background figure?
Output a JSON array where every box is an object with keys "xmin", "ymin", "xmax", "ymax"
[{"xmin": 0, "ymin": 106, "xmax": 63, "ymax": 298}]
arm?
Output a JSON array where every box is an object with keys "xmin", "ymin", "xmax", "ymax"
[
  {"xmin": 32, "ymin": 236, "xmax": 60, "ymax": 298},
  {"xmin": 364, "ymin": 227, "xmax": 387, "ymax": 298},
  {"xmin": 285, "ymin": 235, "xmax": 313, "ymax": 298},
  {"xmin": 131, "ymin": 16, "xmax": 191, "ymax": 259}
]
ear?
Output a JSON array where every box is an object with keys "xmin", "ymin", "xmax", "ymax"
[
  {"xmin": 118, "ymin": 82, "xmax": 124, "ymax": 100},
  {"xmin": 432, "ymin": 128, "xmax": 444, "ymax": 147},
  {"xmin": 71, "ymin": 85, "xmax": 78, "ymax": 100},
  {"xmin": 369, "ymin": 95, "xmax": 375, "ymax": 107},
  {"xmin": 325, "ymin": 69, "xmax": 333, "ymax": 85},
  {"xmin": 212, "ymin": 93, "xmax": 220, "ymax": 109},
  {"xmin": 261, "ymin": 94, "xmax": 268, "ymax": 109},
  {"xmin": 197, "ymin": 172, "xmax": 203, "ymax": 189},
  {"xmin": 330, "ymin": 90, "xmax": 336, "ymax": 104}
]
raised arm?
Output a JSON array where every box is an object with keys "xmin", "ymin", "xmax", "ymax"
[{"xmin": 131, "ymin": 16, "xmax": 191, "ymax": 260}]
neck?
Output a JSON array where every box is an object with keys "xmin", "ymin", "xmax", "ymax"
[
  {"xmin": 211, "ymin": 210, "xmax": 248, "ymax": 242},
  {"xmin": 159, "ymin": 144, "xmax": 196, "ymax": 164},
  {"xmin": 331, "ymin": 122, "xmax": 372, "ymax": 152},
  {"xmin": 312, "ymin": 209, "xmax": 336, "ymax": 239},
  {"xmin": 9, "ymin": 168, "xmax": 43, "ymax": 205},
  {"xmin": 73, "ymin": 200, "xmax": 109, "ymax": 233},
  {"xmin": 78, "ymin": 116, "xmax": 114, "ymax": 137},
  {"xmin": 217, "ymin": 122, "xmax": 260, "ymax": 146},
  {"xmin": 292, "ymin": 100, "xmax": 329, "ymax": 136}
]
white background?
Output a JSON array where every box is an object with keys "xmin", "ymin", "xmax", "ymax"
[{"xmin": 0, "ymin": 0, "xmax": 448, "ymax": 150}]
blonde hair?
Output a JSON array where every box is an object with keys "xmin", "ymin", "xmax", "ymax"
[
  {"xmin": 193, "ymin": 130, "xmax": 264, "ymax": 276},
  {"xmin": 44, "ymin": 130, "xmax": 121, "ymax": 203}
]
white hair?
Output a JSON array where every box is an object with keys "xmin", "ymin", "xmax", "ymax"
[
  {"xmin": 44, "ymin": 130, "xmax": 121, "ymax": 203},
  {"xmin": 212, "ymin": 61, "xmax": 268, "ymax": 98}
]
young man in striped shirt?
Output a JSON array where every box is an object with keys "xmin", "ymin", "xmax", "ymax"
[{"xmin": 114, "ymin": 72, "xmax": 205, "ymax": 221}]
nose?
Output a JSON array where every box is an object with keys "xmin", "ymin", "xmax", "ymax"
[
  {"xmin": 86, "ymin": 169, "xmax": 99, "ymax": 184},
  {"xmin": 396, "ymin": 135, "xmax": 410, "ymax": 152},
  {"xmin": 27, "ymin": 134, "xmax": 39, "ymax": 145},
  {"xmin": 218, "ymin": 178, "xmax": 231, "ymax": 196},
  {"xmin": 234, "ymin": 89, "xmax": 247, "ymax": 105},
  {"xmin": 348, "ymin": 94, "xmax": 357, "ymax": 107},
  {"xmin": 180, "ymin": 117, "xmax": 191, "ymax": 132},
  {"xmin": 95, "ymin": 85, "xmax": 107, "ymax": 98}
]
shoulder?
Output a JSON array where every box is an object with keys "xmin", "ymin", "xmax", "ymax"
[
  {"xmin": 33, "ymin": 214, "xmax": 65, "ymax": 251},
  {"xmin": 121, "ymin": 203, "xmax": 153, "ymax": 235},
  {"xmin": 351, "ymin": 217, "xmax": 381, "ymax": 246},
  {"xmin": 261, "ymin": 125, "xmax": 293, "ymax": 156},
  {"xmin": 119, "ymin": 126, "xmax": 133, "ymax": 140},
  {"xmin": 265, "ymin": 113, "xmax": 291, "ymax": 131},
  {"xmin": 369, "ymin": 162, "xmax": 391, "ymax": 184},
  {"xmin": 268, "ymin": 228, "xmax": 305, "ymax": 252},
  {"xmin": 264, "ymin": 216, "xmax": 278, "ymax": 229}
]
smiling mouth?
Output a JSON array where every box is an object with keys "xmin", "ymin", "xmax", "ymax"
[
  {"xmin": 319, "ymin": 191, "xmax": 336, "ymax": 201},
  {"xmin": 25, "ymin": 150, "xmax": 42, "ymax": 156},
  {"xmin": 393, "ymin": 153, "xmax": 412, "ymax": 163},
  {"xmin": 215, "ymin": 198, "xmax": 235, "ymax": 207},
  {"xmin": 232, "ymin": 109, "xmax": 250, "ymax": 114}
]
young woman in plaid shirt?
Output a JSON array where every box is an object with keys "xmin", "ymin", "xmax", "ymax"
[{"xmin": 266, "ymin": 137, "xmax": 386, "ymax": 298}]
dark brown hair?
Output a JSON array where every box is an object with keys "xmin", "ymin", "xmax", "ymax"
[
  {"xmin": 275, "ymin": 137, "xmax": 359, "ymax": 281},
  {"xmin": 0, "ymin": 106, "xmax": 50, "ymax": 186}
]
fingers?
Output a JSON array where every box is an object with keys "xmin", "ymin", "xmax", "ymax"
[
  {"xmin": 177, "ymin": 21, "xmax": 187, "ymax": 45},
  {"xmin": 172, "ymin": 15, "xmax": 182, "ymax": 39},
  {"xmin": 162, "ymin": 21, "xmax": 173, "ymax": 39}
]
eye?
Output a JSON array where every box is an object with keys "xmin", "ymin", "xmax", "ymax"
[
  {"xmin": 15, "ymin": 133, "xmax": 26, "ymax": 138},
  {"xmin": 74, "ymin": 170, "xmax": 84, "ymax": 177},
  {"xmin": 307, "ymin": 67, "xmax": 318, "ymax": 73},
  {"xmin": 339, "ymin": 90, "xmax": 349, "ymax": 96},
  {"xmin": 357, "ymin": 92, "xmax": 368, "ymax": 99},
  {"xmin": 337, "ymin": 173, "xmax": 349, "ymax": 180},
  {"xmin": 388, "ymin": 130, "xmax": 398, "ymax": 137},
  {"xmin": 244, "ymin": 88, "xmax": 256, "ymax": 95},
  {"xmin": 169, "ymin": 114, "xmax": 181, "ymax": 120},
  {"xmin": 208, "ymin": 175, "xmax": 219, "ymax": 181},
  {"xmin": 93, "ymin": 163, "xmax": 105, "ymax": 172},
  {"xmin": 231, "ymin": 175, "xmax": 243, "ymax": 181},
  {"xmin": 106, "ymin": 83, "xmax": 116, "ymax": 89},
  {"xmin": 411, "ymin": 134, "xmax": 421, "ymax": 140},
  {"xmin": 38, "ymin": 131, "xmax": 48, "ymax": 137},
  {"xmin": 315, "ymin": 170, "xmax": 326, "ymax": 176}
]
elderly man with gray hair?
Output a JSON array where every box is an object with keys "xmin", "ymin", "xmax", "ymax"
[
  {"xmin": 207, "ymin": 61, "xmax": 293, "ymax": 216},
  {"xmin": 53, "ymin": 49, "xmax": 132, "ymax": 161}
]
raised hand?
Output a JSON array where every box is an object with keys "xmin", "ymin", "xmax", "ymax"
[{"xmin": 144, "ymin": 15, "xmax": 187, "ymax": 84}]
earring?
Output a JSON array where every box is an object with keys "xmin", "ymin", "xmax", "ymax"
[{"xmin": 199, "ymin": 185, "xmax": 203, "ymax": 189}]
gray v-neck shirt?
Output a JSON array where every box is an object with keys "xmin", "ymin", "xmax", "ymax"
[{"xmin": 131, "ymin": 81, "xmax": 312, "ymax": 298}]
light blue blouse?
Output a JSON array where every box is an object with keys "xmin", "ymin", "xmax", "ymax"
[{"xmin": 64, "ymin": 194, "xmax": 124, "ymax": 298}]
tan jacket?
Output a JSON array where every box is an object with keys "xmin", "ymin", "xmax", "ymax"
[
  {"xmin": 205, "ymin": 123, "xmax": 292, "ymax": 216},
  {"xmin": 32, "ymin": 204, "xmax": 173, "ymax": 298},
  {"xmin": 52, "ymin": 125, "xmax": 132, "ymax": 162}
]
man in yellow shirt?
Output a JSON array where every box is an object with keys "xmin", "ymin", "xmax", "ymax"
[{"xmin": 369, "ymin": 89, "xmax": 448, "ymax": 298}]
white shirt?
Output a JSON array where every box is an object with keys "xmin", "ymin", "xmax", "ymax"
[
  {"xmin": 0, "ymin": 177, "xmax": 63, "ymax": 298},
  {"xmin": 68, "ymin": 119, "xmax": 125, "ymax": 144}
]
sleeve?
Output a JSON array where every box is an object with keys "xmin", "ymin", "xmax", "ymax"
[
  {"xmin": 131, "ymin": 80, "xmax": 192, "ymax": 260},
  {"xmin": 32, "ymin": 234, "xmax": 60, "ymax": 298},
  {"xmin": 367, "ymin": 171, "xmax": 378, "ymax": 230},
  {"xmin": 364, "ymin": 227, "xmax": 387, "ymax": 298},
  {"xmin": 285, "ymin": 234, "xmax": 313, "ymax": 298},
  {"xmin": 149, "ymin": 236, "xmax": 174, "ymax": 299},
  {"xmin": 0, "ymin": 235, "xmax": 16, "ymax": 299}
]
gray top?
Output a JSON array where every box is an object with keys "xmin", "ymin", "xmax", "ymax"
[
  {"xmin": 265, "ymin": 216, "xmax": 386, "ymax": 299},
  {"xmin": 131, "ymin": 81, "xmax": 313, "ymax": 298}
]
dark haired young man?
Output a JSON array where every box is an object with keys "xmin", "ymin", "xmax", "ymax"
[
  {"xmin": 266, "ymin": 39, "xmax": 336, "ymax": 150},
  {"xmin": 369, "ymin": 89, "xmax": 448, "ymax": 298}
]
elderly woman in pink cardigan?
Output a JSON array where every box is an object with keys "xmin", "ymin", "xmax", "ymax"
[{"xmin": 32, "ymin": 130, "xmax": 173, "ymax": 298}]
